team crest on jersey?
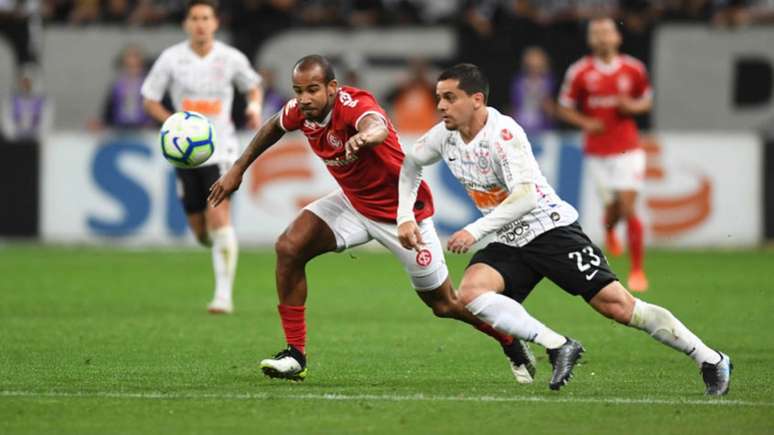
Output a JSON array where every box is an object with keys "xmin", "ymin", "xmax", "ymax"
[
  {"xmin": 327, "ymin": 131, "xmax": 343, "ymax": 149},
  {"xmin": 416, "ymin": 249, "xmax": 433, "ymax": 267},
  {"xmin": 500, "ymin": 129, "xmax": 513, "ymax": 141},
  {"xmin": 617, "ymin": 74, "xmax": 632, "ymax": 93},
  {"xmin": 475, "ymin": 148, "xmax": 492, "ymax": 174}
]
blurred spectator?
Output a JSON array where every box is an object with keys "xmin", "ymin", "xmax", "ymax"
[
  {"xmin": 1, "ymin": 65, "xmax": 53, "ymax": 142},
  {"xmin": 346, "ymin": 0, "xmax": 385, "ymax": 27},
  {"xmin": 232, "ymin": 0, "xmax": 296, "ymax": 61},
  {"xmin": 660, "ymin": 0, "xmax": 716, "ymax": 22},
  {"xmin": 103, "ymin": 0, "xmax": 133, "ymax": 24},
  {"xmin": 0, "ymin": 0, "xmax": 40, "ymax": 66},
  {"xmin": 68, "ymin": 0, "xmax": 100, "ymax": 24},
  {"xmin": 508, "ymin": 46, "xmax": 556, "ymax": 136},
  {"xmin": 128, "ymin": 0, "xmax": 183, "ymax": 26},
  {"xmin": 258, "ymin": 67, "xmax": 287, "ymax": 117},
  {"xmin": 92, "ymin": 44, "xmax": 151, "ymax": 130},
  {"xmin": 385, "ymin": 58, "xmax": 437, "ymax": 134}
]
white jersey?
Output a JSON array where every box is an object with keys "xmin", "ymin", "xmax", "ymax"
[
  {"xmin": 399, "ymin": 107, "xmax": 578, "ymax": 248},
  {"xmin": 141, "ymin": 40, "xmax": 261, "ymax": 165}
]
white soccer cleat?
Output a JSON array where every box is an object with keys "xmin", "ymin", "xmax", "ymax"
[
  {"xmin": 502, "ymin": 339, "xmax": 537, "ymax": 384},
  {"xmin": 260, "ymin": 346, "xmax": 308, "ymax": 381},
  {"xmin": 207, "ymin": 298, "xmax": 233, "ymax": 314}
]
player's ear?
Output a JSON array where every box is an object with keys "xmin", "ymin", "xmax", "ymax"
[{"xmin": 327, "ymin": 79, "xmax": 338, "ymax": 95}]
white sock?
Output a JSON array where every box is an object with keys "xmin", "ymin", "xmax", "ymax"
[
  {"xmin": 465, "ymin": 292, "xmax": 567, "ymax": 349},
  {"xmin": 210, "ymin": 226, "xmax": 238, "ymax": 302},
  {"xmin": 628, "ymin": 298, "xmax": 720, "ymax": 366}
]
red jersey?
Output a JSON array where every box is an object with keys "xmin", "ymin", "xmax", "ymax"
[
  {"xmin": 559, "ymin": 55, "xmax": 652, "ymax": 156},
  {"xmin": 279, "ymin": 85, "xmax": 434, "ymax": 223}
]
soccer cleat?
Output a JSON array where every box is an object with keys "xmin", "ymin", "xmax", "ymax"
[
  {"xmin": 547, "ymin": 337, "xmax": 584, "ymax": 391},
  {"xmin": 627, "ymin": 269, "xmax": 649, "ymax": 292},
  {"xmin": 701, "ymin": 352, "xmax": 733, "ymax": 396},
  {"xmin": 207, "ymin": 298, "xmax": 233, "ymax": 314},
  {"xmin": 502, "ymin": 339, "xmax": 537, "ymax": 384},
  {"xmin": 606, "ymin": 229, "xmax": 624, "ymax": 257},
  {"xmin": 260, "ymin": 346, "xmax": 308, "ymax": 381}
]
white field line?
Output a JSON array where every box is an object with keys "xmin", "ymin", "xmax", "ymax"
[{"xmin": 0, "ymin": 390, "xmax": 772, "ymax": 408}]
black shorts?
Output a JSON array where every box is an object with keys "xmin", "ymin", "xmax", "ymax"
[
  {"xmin": 175, "ymin": 164, "xmax": 224, "ymax": 214},
  {"xmin": 468, "ymin": 222, "xmax": 618, "ymax": 303}
]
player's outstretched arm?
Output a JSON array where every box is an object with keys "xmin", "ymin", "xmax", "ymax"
[
  {"xmin": 344, "ymin": 114, "xmax": 388, "ymax": 159},
  {"xmin": 208, "ymin": 112, "xmax": 285, "ymax": 207},
  {"xmin": 397, "ymin": 133, "xmax": 443, "ymax": 251}
]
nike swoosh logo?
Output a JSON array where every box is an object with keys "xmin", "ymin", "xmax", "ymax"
[
  {"xmin": 585, "ymin": 270, "xmax": 598, "ymax": 281},
  {"xmin": 449, "ymin": 157, "xmax": 457, "ymax": 161}
]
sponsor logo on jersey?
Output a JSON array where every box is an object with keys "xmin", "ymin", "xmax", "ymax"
[
  {"xmin": 500, "ymin": 129, "xmax": 513, "ymax": 141},
  {"xmin": 416, "ymin": 249, "xmax": 432, "ymax": 267},
  {"xmin": 339, "ymin": 90, "xmax": 359, "ymax": 108},
  {"xmin": 182, "ymin": 98, "xmax": 222, "ymax": 116}
]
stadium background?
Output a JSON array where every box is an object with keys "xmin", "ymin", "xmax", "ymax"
[{"xmin": 1, "ymin": 0, "xmax": 773, "ymax": 248}]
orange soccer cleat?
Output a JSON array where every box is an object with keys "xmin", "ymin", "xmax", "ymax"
[
  {"xmin": 606, "ymin": 229, "xmax": 624, "ymax": 257},
  {"xmin": 627, "ymin": 269, "xmax": 649, "ymax": 292}
]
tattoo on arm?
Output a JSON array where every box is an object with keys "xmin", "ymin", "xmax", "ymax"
[{"xmin": 237, "ymin": 112, "xmax": 285, "ymax": 168}]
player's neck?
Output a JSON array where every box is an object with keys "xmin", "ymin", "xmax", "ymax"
[
  {"xmin": 459, "ymin": 109, "xmax": 488, "ymax": 144},
  {"xmin": 594, "ymin": 52, "xmax": 618, "ymax": 64},
  {"xmin": 189, "ymin": 39, "xmax": 215, "ymax": 57}
]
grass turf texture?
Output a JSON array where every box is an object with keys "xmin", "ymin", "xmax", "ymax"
[{"xmin": 1, "ymin": 245, "xmax": 772, "ymax": 434}]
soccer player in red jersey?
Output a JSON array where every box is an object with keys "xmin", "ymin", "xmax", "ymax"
[
  {"xmin": 208, "ymin": 55, "xmax": 536, "ymax": 382},
  {"xmin": 558, "ymin": 17, "xmax": 652, "ymax": 292}
]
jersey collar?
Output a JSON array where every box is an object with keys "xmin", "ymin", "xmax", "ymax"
[{"xmin": 592, "ymin": 55, "xmax": 621, "ymax": 75}]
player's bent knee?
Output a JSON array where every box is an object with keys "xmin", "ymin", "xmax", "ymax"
[
  {"xmin": 458, "ymin": 285, "xmax": 488, "ymax": 307},
  {"xmin": 274, "ymin": 234, "xmax": 306, "ymax": 264}
]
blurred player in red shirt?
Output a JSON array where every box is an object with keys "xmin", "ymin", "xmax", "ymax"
[
  {"xmin": 209, "ymin": 55, "xmax": 536, "ymax": 382},
  {"xmin": 558, "ymin": 17, "xmax": 653, "ymax": 292}
]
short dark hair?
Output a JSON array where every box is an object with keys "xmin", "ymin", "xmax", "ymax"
[
  {"xmin": 185, "ymin": 0, "xmax": 219, "ymax": 16},
  {"xmin": 438, "ymin": 63, "xmax": 489, "ymax": 103},
  {"xmin": 293, "ymin": 55, "xmax": 336, "ymax": 83}
]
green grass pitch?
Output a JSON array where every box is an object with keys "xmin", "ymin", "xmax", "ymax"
[{"xmin": 1, "ymin": 245, "xmax": 772, "ymax": 434}]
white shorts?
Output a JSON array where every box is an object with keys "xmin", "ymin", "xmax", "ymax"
[
  {"xmin": 304, "ymin": 190, "xmax": 449, "ymax": 291},
  {"xmin": 586, "ymin": 148, "xmax": 646, "ymax": 204}
]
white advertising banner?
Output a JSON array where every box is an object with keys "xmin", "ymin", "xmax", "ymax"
[{"xmin": 40, "ymin": 131, "xmax": 762, "ymax": 247}]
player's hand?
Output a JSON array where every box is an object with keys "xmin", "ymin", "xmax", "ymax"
[
  {"xmin": 208, "ymin": 167, "xmax": 243, "ymax": 208},
  {"xmin": 583, "ymin": 118, "xmax": 604, "ymax": 134},
  {"xmin": 344, "ymin": 133, "xmax": 368, "ymax": 159},
  {"xmin": 398, "ymin": 221, "xmax": 425, "ymax": 251},
  {"xmin": 447, "ymin": 229, "xmax": 476, "ymax": 254},
  {"xmin": 245, "ymin": 104, "xmax": 262, "ymax": 130}
]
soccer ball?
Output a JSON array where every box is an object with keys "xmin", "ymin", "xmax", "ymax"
[{"xmin": 159, "ymin": 111, "xmax": 216, "ymax": 168}]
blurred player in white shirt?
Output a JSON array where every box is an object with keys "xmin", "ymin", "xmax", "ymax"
[
  {"xmin": 141, "ymin": 0, "xmax": 263, "ymax": 314},
  {"xmin": 398, "ymin": 64, "xmax": 731, "ymax": 395}
]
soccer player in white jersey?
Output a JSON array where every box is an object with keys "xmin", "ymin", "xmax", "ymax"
[
  {"xmin": 141, "ymin": 0, "xmax": 263, "ymax": 314},
  {"xmin": 398, "ymin": 64, "xmax": 732, "ymax": 395}
]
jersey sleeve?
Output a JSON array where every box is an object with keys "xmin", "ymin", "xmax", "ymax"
[
  {"xmin": 278, "ymin": 98, "xmax": 303, "ymax": 132},
  {"xmin": 558, "ymin": 64, "xmax": 583, "ymax": 109},
  {"xmin": 232, "ymin": 50, "xmax": 262, "ymax": 93},
  {"xmin": 633, "ymin": 63, "xmax": 652, "ymax": 99},
  {"xmin": 337, "ymin": 89, "xmax": 388, "ymax": 130},
  {"xmin": 493, "ymin": 122, "xmax": 538, "ymax": 192},
  {"xmin": 397, "ymin": 124, "xmax": 444, "ymax": 225},
  {"xmin": 141, "ymin": 50, "xmax": 172, "ymax": 102}
]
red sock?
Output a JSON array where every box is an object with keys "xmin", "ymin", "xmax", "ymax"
[
  {"xmin": 627, "ymin": 216, "xmax": 644, "ymax": 271},
  {"xmin": 278, "ymin": 304, "xmax": 306, "ymax": 354},
  {"xmin": 475, "ymin": 322, "xmax": 514, "ymax": 346}
]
